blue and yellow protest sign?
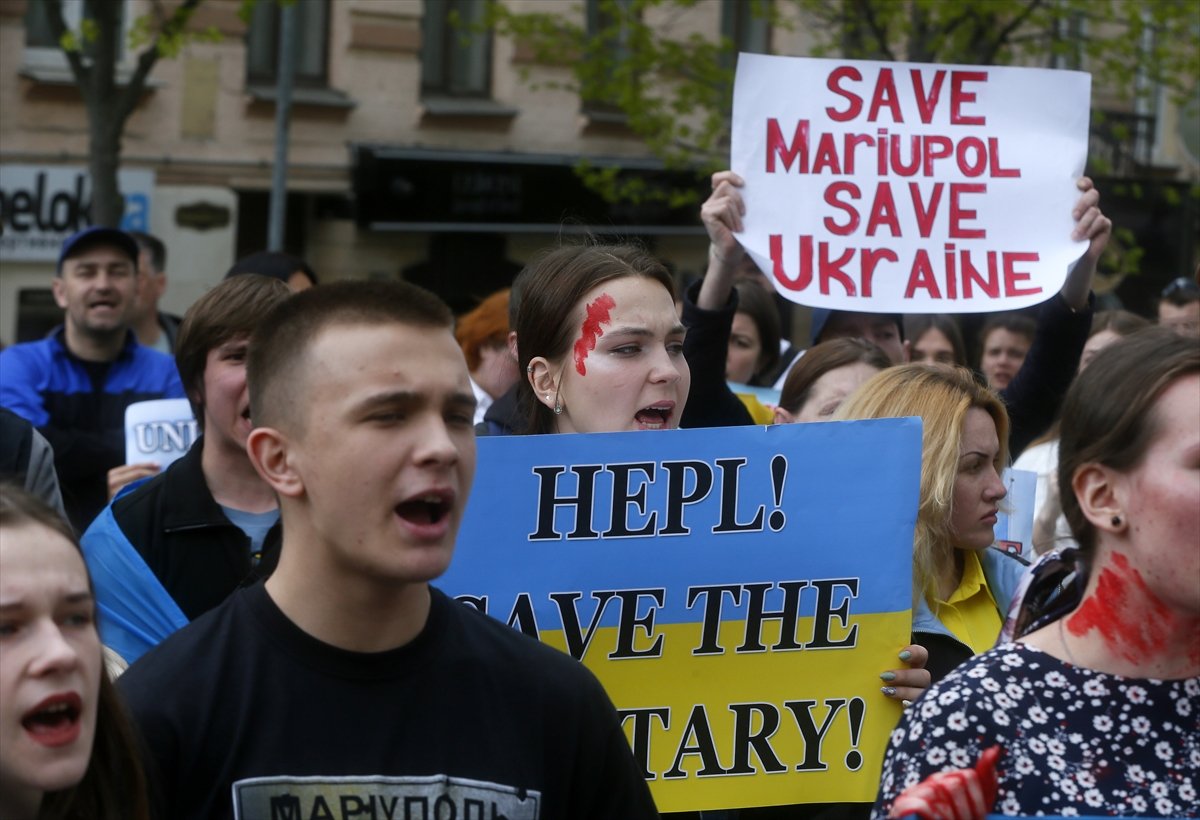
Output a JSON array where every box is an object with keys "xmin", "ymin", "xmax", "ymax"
[{"xmin": 440, "ymin": 418, "xmax": 920, "ymax": 812}]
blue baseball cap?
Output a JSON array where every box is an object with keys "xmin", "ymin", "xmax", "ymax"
[{"xmin": 57, "ymin": 226, "xmax": 140, "ymax": 274}]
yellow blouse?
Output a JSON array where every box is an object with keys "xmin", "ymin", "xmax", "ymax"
[{"xmin": 934, "ymin": 550, "xmax": 1002, "ymax": 655}]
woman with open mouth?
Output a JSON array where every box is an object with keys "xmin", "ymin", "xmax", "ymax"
[
  {"xmin": 517, "ymin": 243, "xmax": 692, "ymax": 436},
  {"xmin": 0, "ymin": 485, "xmax": 148, "ymax": 820}
]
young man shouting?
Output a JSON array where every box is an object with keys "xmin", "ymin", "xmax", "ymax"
[{"xmin": 118, "ymin": 281, "xmax": 658, "ymax": 819}]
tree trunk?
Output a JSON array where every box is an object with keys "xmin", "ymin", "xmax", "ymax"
[
  {"xmin": 84, "ymin": 0, "xmax": 125, "ymax": 227},
  {"xmin": 89, "ymin": 122, "xmax": 124, "ymax": 228}
]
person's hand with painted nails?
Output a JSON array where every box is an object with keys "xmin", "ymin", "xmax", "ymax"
[
  {"xmin": 887, "ymin": 745, "xmax": 1001, "ymax": 820},
  {"xmin": 879, "ymin": 644, "xmax": 930, "ymax": 706}
]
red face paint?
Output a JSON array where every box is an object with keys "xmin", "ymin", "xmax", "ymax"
[
  {"xmin": 573, "ymin": 293, "xmax": 616, "ymax": 376},
  {"xmin": 1067, "ymin": 552, "xmax": 1200, "ymax": 665}
]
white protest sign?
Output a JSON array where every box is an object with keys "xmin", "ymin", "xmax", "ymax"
[
  {"xmin": 995, "ymin": 467, "xmax": 1037, "ymax": 561},
  {"xmin": 124, "ymin": 399, "xmax": 198, "ymax": 468},
  {"xmin": 731, "ymin": 55, "xmax": 1091, "ymax": 313}
]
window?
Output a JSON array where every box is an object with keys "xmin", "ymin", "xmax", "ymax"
[
  {"xmin": 584, "ymin": 0, "xmax": 637, "ymax": 118},
  {"xmin": 246, "ymin": 0, "xmax": 330, "ymax": 88},
  {"xmin": 722, "ymin": 0, "xmax": 771, "ymax": 57},
  {"xmin": 23, "ymin": 0, "xmax": 129, "ymax": 77},
  {"xmin": 421, "ymin": 0, "xmax": 491, "ymax": 98}
]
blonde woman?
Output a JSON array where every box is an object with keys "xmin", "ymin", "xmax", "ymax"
[{"xmin": 836, "ymin": 365, "xmax": 1024, "ymax": 682}]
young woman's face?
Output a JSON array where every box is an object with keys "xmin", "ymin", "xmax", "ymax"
[
  {"xmin": 792, "ymin": 362, "xmax": 881, "ymax": 423},
  {"xmin": 948, "ymin": 407, "xmax": 1007, "ymax": 550},
  {"xmin": 980, "ymin": 328, "xmax": 1030, "ymax": 390},
  {"xmin": 536, "ymin": 276, "xmax": 690, "ymax": 434},
  {"xmin": 726, "ymin": 312, "xmax": 763, "ymax": 384},
  {"xmin": 1114, "ymin": 374, "xmax": 1200, "ymax": 615},
  {"xmin": 910, "ymin": 327, "xmax": 957, "ymax": 366},
  {"xmin": 0, "ymin": 523, "xmax": 101, "ymax": 803}
]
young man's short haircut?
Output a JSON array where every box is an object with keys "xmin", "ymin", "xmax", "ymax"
[
  {"xmin": 129, "ymin": 231, "xmax": 167, "ymax": 273},
  {"xmin": 175, "ymin": 274, "xmax": 291, "ymax": 428},
  {"xmin": 248, "ymin": 280, "xmax": 455, "ymax": 432}
]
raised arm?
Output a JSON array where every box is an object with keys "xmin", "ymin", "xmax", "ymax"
[
  {"xmin": 680, "ymin": 171, "xmax": 755, "ymax": 428},
  {"xmin": 1001, "ymin": 177, "xmax": 1111, "ymax": 457}
]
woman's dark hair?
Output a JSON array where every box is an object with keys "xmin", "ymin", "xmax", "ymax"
[
  {"xmin": 904, "ymin": 314, "xmax": 967, "ymax": 367},
  {"xmin": 1089, "ymin": 308, "xmax": 1151, "ymax": 338},
  {"xmin": 732, "ymin": 284, "xmax": 781, "ymax": 386},
  {"xmin": 978, "ymin": 312, "xmax": 1035, "ymax": 358},
  {"xmin": 778, "ymin": 338, "xmax": 892, "ymax": 415},
  {"xmin": 514, "ymin": 244, "xmax": 675, "ymax": 435},
  {"xmin": 0, "ymin": 485, "xmax": 151, "ymax": 820},
  {"xmin": 225, "ymin": 250, "xmax": 318, "ymax": 287},
  {"xmin": 1058, "ymin": 327, "xmax": 1200, "ymax": 559}
]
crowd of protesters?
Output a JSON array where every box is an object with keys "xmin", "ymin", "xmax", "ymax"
[{"xmin": 1, "ymin": 166, "xmax": 1197, "ymax": 820}]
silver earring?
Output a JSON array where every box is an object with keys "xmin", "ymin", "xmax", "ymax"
[
  {"xmin": 545, "ymin": 393, "xmax": 552, "ymax": 402},
  {"xmin": 554, "ymin": 393, "xmax": 563, "ymax": 415}
]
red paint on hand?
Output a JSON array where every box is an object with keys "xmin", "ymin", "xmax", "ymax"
[
  {"xmin": 975, "ymin": 745, "xmax": 1002, "ymax": 808},
  {"xmin": 573, "ymin": 293, "xmax": 616, "ymax": 376},
  {"xmin": 888, "ymin": 745, "xmax": 1001, "ymax": 820}
]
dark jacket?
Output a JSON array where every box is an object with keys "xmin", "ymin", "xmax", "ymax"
[
  {"xmin": 476, "ymin": 382, "xmax": 522, "ymax": 436},
  {"xmin": 1000, "ymin": 293, "xmax": 1093, "ymax": 459},
  {"xmin": 86, "ymin": 438, "xmax": 280, "ymax": 623},
  {"xmin": 679, "ymin": 281, "xmax": 755, "ymax": 429}
]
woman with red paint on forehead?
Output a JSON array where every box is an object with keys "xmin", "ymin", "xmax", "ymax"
[
  {"xmin": 517, "ymin": 244, "xmax": 692, "ymax": 435},
  {"xmin": 872, "ymin": 327, "xmax": 1200, "ymax": 819},
  {"xmin": 514, "ymin": 243, "xmax": 933, "ymax": 820}
]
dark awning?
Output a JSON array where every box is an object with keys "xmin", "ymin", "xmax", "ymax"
[{"xmin": 351, "ymin": 145, "xmax": 709, "ymax": 235}]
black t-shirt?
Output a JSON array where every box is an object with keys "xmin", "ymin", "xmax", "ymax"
[{"xmin": 118, "ymin": 583, "xmax": 659, "ymax": 820}]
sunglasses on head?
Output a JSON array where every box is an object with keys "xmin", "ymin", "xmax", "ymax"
[{"xmin": 1161, "ymin": 276, "xmax": 1200, "ymax": 299}]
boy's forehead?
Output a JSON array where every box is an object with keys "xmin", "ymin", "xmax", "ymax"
[{"xmin": 307, "ymin": 320, "xmax": 465, "ymax": 381}]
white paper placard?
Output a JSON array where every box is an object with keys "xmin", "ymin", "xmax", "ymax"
[
  {"xmin": 124, "ymin": 398, "xmax": 198, "ymax": 469},
  {"xmin": 731, "ymin": 55, "xmax": 1091, "ymax": 313}
]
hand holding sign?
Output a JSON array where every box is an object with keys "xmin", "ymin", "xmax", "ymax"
[
  {"xmin": 701, "ymin": 170, "xmax": 747, "ymax": 269},
  {"xmin": 1060, "ymin": 176, "xmax": 1112, "ymax": 311}
]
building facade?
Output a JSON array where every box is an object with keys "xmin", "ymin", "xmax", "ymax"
[{"xmin": 1, "ymin": 0, "xmax": 1196, "ymax": 344}]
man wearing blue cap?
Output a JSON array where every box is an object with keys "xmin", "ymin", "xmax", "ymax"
[{"xmin": 0, "ymin": 226, "xmax": 184, "ymax": 530}]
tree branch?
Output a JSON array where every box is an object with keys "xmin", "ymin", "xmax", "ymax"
[
  {"xmin": 44, "ymin": 0, "xmax": 91, "ymax": 91},
  {"xmin": 115, "ymin": 0, "xmax": 203, "ymax": 125},
  {"xmin": 980, "ymin": 0, "xmax": 1044, "ymax": 64},
  {"xmin": 857, "ymin": 0, "xmax": 898, "ymax": 62}
]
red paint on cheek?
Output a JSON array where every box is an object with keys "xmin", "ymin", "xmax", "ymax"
[
  {"xmin": 573, "ymin": 293, "xmax": 616, "ymax": 376},
  {"xmin": 1066, "ymin": 552, "xmax": 1181, "ymax": 664}
]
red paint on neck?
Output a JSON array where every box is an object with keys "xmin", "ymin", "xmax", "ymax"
[
  {"xmin": 1067, "ymin": 552, "xmax": 1199, "ymax": 666},
  {"xmin": 573, "ymin": 293, "xmax": 616, "ymax": 376}
]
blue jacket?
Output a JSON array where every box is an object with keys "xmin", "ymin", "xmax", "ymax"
[
  {"xmin": 912, "ymin": 546, "xmax": 1028, "ymax": 683},
  {"xmin": 0, "ymin": 327, "xmax": 184, "ymax": 529}
]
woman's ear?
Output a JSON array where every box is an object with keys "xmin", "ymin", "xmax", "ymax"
[
  {"xmin": 1071, "ymin": 462, "xmax": 1125, "ymax": 535},
  {"xmin": 773, "ymin": 406, "xmax": 794, "ymax": 425},
  {"xmin": 527, "ymin": 356, "xmax": 558, "ymax": 411},
  {"xmin": 246, "ymin": 427, "xmax": 304, "ymax": 499}
]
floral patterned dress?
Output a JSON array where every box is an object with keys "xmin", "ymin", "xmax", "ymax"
[{"xmin": 872, "ymin": 642, "xmax": 1199, "ymax": 817}]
